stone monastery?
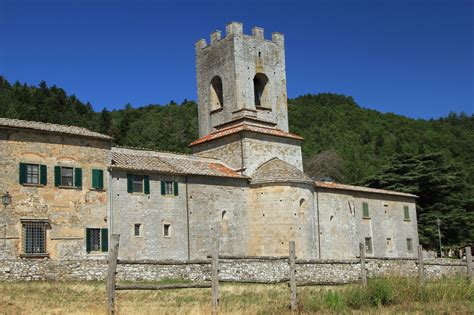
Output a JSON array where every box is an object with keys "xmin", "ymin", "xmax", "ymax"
[{"xmin": 0, "ymin": 22, "xmax": 419, "ymax": 262}]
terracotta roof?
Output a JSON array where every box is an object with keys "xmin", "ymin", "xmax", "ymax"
[
  {"xmin": 189, "ymin": 122, "xmax": 303, "ymax": 146},
  {"xmin": 0, "ymin": 117, "xmax": 111, "ymax": 140},
  {"xmin": 314, "ymin": 181, "xmax": 418, "ymax": 198},
  {"xmin": 111, "ymin": 147, "xmax": 247, "ymax": 179},
  {"xmin": 251, "ymin": 158, "xmax": 313, "ymax": 185}
]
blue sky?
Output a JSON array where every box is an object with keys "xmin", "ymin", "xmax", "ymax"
[{"xmin": 1, "ymin": 0, "xmax": 472, "ymax": 119}]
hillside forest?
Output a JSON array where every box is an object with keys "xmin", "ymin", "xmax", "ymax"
[{"xmin": 0, "ymin": 76, "xmax": 472, "ymax": 251}]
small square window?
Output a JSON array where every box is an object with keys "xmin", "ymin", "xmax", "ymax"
[
  {"xmin": 404, "ymin": 206, "xmax": 410, "ymax": 221},
  {"xmin": 365, "ymin": 237, "xmax": 373, "ymax": 254},
  {"xmin": 61, "ymin": 167, "xmax": 74, "ymax": 187},
  {"xmin": 164, "ymin": 224, "xmax": 171, "ymax": 237},
  {"xmin": 165, "ymin": 181, "xmax": 173, "ymax": 195},
  {"xmin": 134, "ymin": 223, "xmax": 141, "ymax": 236},
  {"xmin": 133, "ymin": 175, "xmax": 143, "ymax": 193},
  {"xmin": 407, "ymin": 238, "xmax": 413, "ymax": 253},
  {"xmin": 362, "ymin": 202, "xmax": 370, "ymax": 219},
  {"xmin": 26, "ymin": 164, "xmax": 40, "ymax": 184}
]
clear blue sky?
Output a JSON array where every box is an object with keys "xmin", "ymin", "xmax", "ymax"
[{"xmin": 1, "ymin": 0, "xmax": 472, "ymax": 119}]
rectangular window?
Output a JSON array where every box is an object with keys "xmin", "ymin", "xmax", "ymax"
[
  {"xmin": 26, "ymin": 164, "xmax": 40, "ymax": 184},
  {"xmin": 386, "ymin": 238, "xmax": 393, "ymax": 253},
  {"xmin": 161, "ymin": 180, "xmax": 178, "ymax": 196},
  {"xmin": 407, "ymin": 238, "xmax": 413, "ymax": 253},
  {"xmin": 22, "ymin": 220, "xmax": 48, "ymax": 255},
  {"xmin": 362, "ymin": 202, "xmax": 370, "ymax": 218},
  {"xmin": 165, "ymin": 181, "xmax": 173, "ymax": 195},
  {"xmin": 134, "ymin": 223, "xmax": 141, "ymax": 236},
  {"xmin": 61, "ymin": 167, "xmax": 74, "ymax": 186},
  {"xmin": 365, "ymin": 237, "xmax": 373, "ymax": 254},
  {"xmin": 164, "ymin": 224, "xmax": 171, "ymax": 237},
  {"xmin": 133, "ymin": 175, "xmax": 143, "ymax": 193},
  {"xmin": 404, "ymin": 206, "xmax": 410, "ymax": 221},
  {"xmin": 86, "ymin": 228, "xmax": 108, "ymax": 252},
  {"xmin": 55, "ymin": 166, "xmax": 82, "ymax": 188},
  {"xmin": 88, "ymin": 228, "xmax": 101, "ymax": 251}
]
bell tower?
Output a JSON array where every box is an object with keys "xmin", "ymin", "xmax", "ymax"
[
  {"xmin": 192, "ymin": 22, "xmax": 302, "ymax": 176},
  {"xmin": 195, "ymin": 22, "xmax": 288, "ymax": 137}
]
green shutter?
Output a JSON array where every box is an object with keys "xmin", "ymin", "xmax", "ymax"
[
  {"xmin": 92, "ymin": 169, "xmax": 103, "ymax": 190},
  {"xmin": 54, "ymin": 166, "xmax": 61, "ymax": 187},
  {"xmin": 144, "ymin": 175, "xmax": 150, "ymax": 194},
  {"xmin": 19, "ymin": 163, "xmax": 27, "ymax": 184},
  {"xmin": 101, "ymin": 228, "xmax": 108, "ymax": 252},
  {"xmin": 127, "ymin": 174, "xmax": 133, "ymax": 193},
  {"xmin": 161, "ymin": 181, "xmax": 166, "ymax": 195},
  {"xmin": 404, "ymin": 206, "xmax": 410, "ymax": 220},
  {"xmin": 98, "ymin": 169, "xmax": 104, "ymax": 190},
  {"xmin": 86, "ymin": 228, "xmax": 91, "ymax": 253},
  {"xmin": 363, "ymin": 203, "xmax": 369, "ymax": 218},
  {"xmin": 40, "ymin": 165, "xmax": 47, "ymax": 186},
  {"xmin": 74, "ymin": 168, "xmax": 82, "ymax": 188},
  {"xmin": 174, "ymin": 181, "xmax": 178, "ymax": 196}
]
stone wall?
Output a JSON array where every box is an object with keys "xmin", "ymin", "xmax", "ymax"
[{"xmin": 0, "ymin": 257, "xmax": 467, "ymax": 283}]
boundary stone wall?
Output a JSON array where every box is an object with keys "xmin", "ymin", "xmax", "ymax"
[{"xmin": 0, "ymin": 258, "xmax": 467, "ymax": 283}]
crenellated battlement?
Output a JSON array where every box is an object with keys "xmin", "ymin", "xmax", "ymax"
[{"xmin": 195, "ymin": 22, "xmax": 284, "ymax": 50}]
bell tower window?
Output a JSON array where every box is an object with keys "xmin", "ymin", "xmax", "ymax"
[
  {"xmin": 253, "ymin": 73, "xmax": 269, "ymax": 108},
  {"xmin": 210, "ymin": 76, "xmax": 224, "ymax": 111}
]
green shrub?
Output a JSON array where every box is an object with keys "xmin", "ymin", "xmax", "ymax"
[
  {"xmin": 367, "ymin": 279, "xmax": 394, "ymax": 307},
  {"xmin": 323, "ymin": 290, "xmax": 346, "ymax": 312}
]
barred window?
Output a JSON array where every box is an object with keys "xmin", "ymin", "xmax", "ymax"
[
  {"xmin": 134, "ymin": 223, "xmax": 141, "ymax": 236},
  {"xmin": 165, "ymin": 181, "xmax": 173, "ymax": 195},
  {"xmin": 26, "ymin": 164, "xmax": 40, "ymax": 184},
  {"xmin": 22, "ymin": 221, "xmax": 48, "ymax": 255},
  {"xmin": 88, "ymin": 228, "xmax": 101, "ymax": 251},
  {"xmin": 61, "ymin": 167, "xmax": 74, "ymax": 187}
]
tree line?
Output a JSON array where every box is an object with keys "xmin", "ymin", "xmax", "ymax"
[{"xmin": 0, "ymin": 76, "xmax": 472, "ymax": 249}]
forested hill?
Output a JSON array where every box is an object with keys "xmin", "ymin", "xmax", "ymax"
[{"xmin": 1, "ymin": 77, "xmax": 473, "ymax": 247}]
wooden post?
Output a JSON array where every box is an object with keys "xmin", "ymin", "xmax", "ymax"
[
  {"xmin": 289, "ymin": 240, "xmax": 297, "ymax": 311},
  {"xmin": 417, "ymin": 245, "xmax": 424, "ymax": 285},
  {"xmin": 211, "ymin": 239, "xmax": 219, "ymax": 315},
  {"xmin": 466, "ymin": 246, "xmax": 473, "ymax": 281},
  {"xmin": 359, "ymin": 243, "xmax": 367, "ymax": 286},
  {"xmin": 107, "ymin": 234, "xmax": 120, "ymax": 315}
]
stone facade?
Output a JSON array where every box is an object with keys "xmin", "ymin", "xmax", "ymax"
[{"xmin": 0, "ymin": 127, "xmax": 111, "ymax": 260}]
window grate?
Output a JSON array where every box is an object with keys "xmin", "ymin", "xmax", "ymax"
[
  {"xmin": 22, "ymin": 221, "xmax": 47, "ymax": 254},
  {"xmin": 134, "ymin": 223, "xmax": 141, "ymax": 236},
  {"xmin": 89, "ymin": 228, "xmax": 101, "ymax": 251}
]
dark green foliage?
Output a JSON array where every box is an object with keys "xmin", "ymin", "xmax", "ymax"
[
  {"xmin": 1, "ymin": 77, "xmax": 473, "ymax": 248},
  {"xmin": 362, "ymin": 153, "xmax": 474, "ymax": 248}
]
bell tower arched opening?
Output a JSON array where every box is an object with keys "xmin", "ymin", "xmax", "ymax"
[
  {"xmin": 210, "ymin": 76, "xmax": 224, "ymax": 111},
  {"xmin": 253, "ymin": 73, "xmax": 269, "ymax": 108}
]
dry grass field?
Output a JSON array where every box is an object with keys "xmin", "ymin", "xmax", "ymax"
[{"xmin": 0, "ymin": 278, "xmax": 472, "ymax": 314}]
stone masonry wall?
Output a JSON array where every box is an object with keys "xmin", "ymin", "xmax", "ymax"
[{"xmin": 0, "ymin": 258, "xmax": 467, "ymax": 283}]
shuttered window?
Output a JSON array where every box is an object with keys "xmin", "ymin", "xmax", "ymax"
[
  {"xmin": 362, "ymin": 202, "xmax": 370, "ymax": 218},
  {"xmin": 92, "ymin": 169, "xmax": 104, "ymax": 190},
  {"xmin": 19, "ymin": 163, "xmax": 47, "ymax": 186},
  {"xmin": 54, "ymin": 166, "xmax": 82, "ymax": 188},
  {"xmin": 127, "ymin": 174, "xmax": 149, "ymax": 194},
  {"xmin": 86, "ymin": 228, "xmax": 108, "ymax": 253},
  {"xmin": 161, "ymin": 181, "xmax": 178, "ymax": 196}
]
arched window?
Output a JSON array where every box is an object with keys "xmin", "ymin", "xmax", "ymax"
[
  {"xmin": 253, "ymin": 73, "xmax": 269, "ymax": 107},
  {"xmin": 210, "ymin": 76, "xmax": 223, "ymax": 111}
]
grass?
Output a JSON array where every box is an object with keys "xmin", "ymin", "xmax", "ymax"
[{"xmin": 0, "ymin": 277, "xmax": 472, "ymax": 314}]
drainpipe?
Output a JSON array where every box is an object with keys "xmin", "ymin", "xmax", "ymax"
[
  {"xmin": 185, "ymin": 176, "xmax": 191, "ymax": 260},
  {"xmin": 316, "ymin": 189, "xmax": 321, "ymax": 259},
  {"xmin": 108, "ymin": 167, "xmax": 114, "ymax": 236},
  {"xmin": 239, "ymin": 134, "xmax": 245, "ymax": 175}
]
